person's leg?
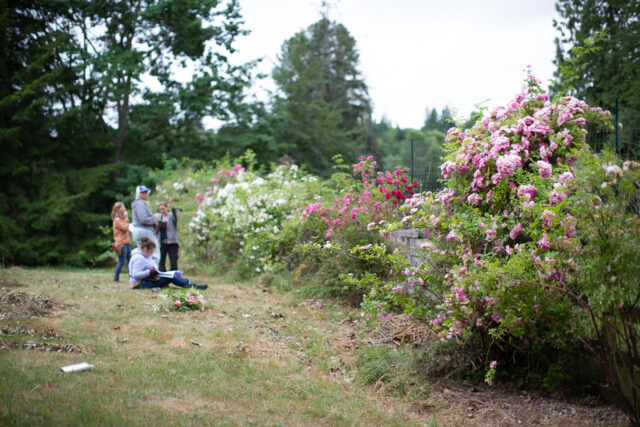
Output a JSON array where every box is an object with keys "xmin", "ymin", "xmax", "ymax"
[
  {"xmin": 168, "ymin": 244, "xmax": 179, "ymax": 271},
  {"xmin": 123, "ymin": 244, "xmax": 131, "ymax": 270},
  {"xmin": 133, "ymin": 277, "xmax": 171, "ymax": 289},
  {"xmin": 169, "ymin": 273, "xmax": 206, "ymax": 289},
  {"xmin": 159, "ymin": 244, "xmax": 168, "ymax": 272},
  {"xmin": 114, "ymin": 250, "xmax": 124, "ymax": 281},
  {"xmin": 169, "ymin": 274, "xmax": 191, "ymax": 288}
]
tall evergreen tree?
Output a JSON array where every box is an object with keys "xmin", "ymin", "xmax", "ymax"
[
  {"xmin": 553, "ymin": 0, "xmax": 640, "ymax": 156},
  {"xmin": 422, "ymin": 108, "xmax": 440, "ymax": 131},
  {"xmin": 0, "ymin": 0, "xmax": 253, "ymax": 265},
  {"xmin": 271, "ymin": 15, "xmax": 371, "ymax": 175}
]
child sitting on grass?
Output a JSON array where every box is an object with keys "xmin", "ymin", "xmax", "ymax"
[{"xmin": 128, "ymin": 237, "xmax": 207, "ymax": 290}]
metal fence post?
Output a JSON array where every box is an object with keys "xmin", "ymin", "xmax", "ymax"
[
  {"xmin": 410, "ymin": 138, "xmax": 414, "ymax": 184},
  {"xmin": 615, "ymin": 97, "xmax": 619, "ymax": 156}
]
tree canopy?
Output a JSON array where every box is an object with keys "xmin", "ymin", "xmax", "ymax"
[
  {"xmin": 271, "ymin": 16, "xmax": 372, "ymax": 175},
  {"xmin": 0, "ymin": 0, "xmax": 252, "ymax": 265},
  {"xmin": 553, "ymin": 0, "xmax": 640, "ymax": 156}
]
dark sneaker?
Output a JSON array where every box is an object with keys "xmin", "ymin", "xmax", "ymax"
[{"xmin": 191, "ymin": 283, "xmax": 208, "ymax": 290}]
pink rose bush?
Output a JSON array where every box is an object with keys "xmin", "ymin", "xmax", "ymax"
[
  {"xmin": 295, "ymin": 156, "xmax": 419, "ymax": 299},
  {"xmin": 301, "ymin": 156, "xmax": 418, "ymax": 240},
  {"xmin": 358, "ymin": 74, "xmax": 618, "ymax": 385}
]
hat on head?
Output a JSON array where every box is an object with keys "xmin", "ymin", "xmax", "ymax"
[{"xmin": 137, "ymin": 184, "xmax": 151, "ymax": 194}]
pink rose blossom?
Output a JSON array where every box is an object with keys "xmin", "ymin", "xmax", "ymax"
[
  {"xmin": 517, "ymin": 185, "xmax": 538, "ymax": 200},
  {"xmin": 509, "ymin": 223, "xmax": 522, "ymax": 240},
  {"xmin": 537, "ymin": 160, "xmax": 552, "ymax": 178},
  {"xmin": 496, "ymin": 154, "xmax": 522, "ymax": 178}
]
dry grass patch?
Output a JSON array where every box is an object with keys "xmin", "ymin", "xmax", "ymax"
[
  {"xmin": 0, "ymin": 267, "xmax": 418, "ymax": 426},
  {"xmin": 0, "ymin": 267, "xmax": 631, "ymax": 426}
]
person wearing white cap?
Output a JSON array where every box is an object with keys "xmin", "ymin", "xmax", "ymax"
[{"xmin": 131, "ymin": 184, "xmax": 160, "ymax": 265}]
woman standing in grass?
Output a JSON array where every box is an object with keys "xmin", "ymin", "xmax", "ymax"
[
  {"xmin": 131, "ymin": 184, "xmax": 160, "ymax": 265},
  {"xmin": 111, "ymin": 202, "xmax": 131, "ymax": 283},
  {"xmin": 156, "ymin": 202, "xmax": 180, "ymax": 272}
]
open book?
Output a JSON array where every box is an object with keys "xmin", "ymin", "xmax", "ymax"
[{"xmin": 156, "ymin": 270, "xmax": 182, "ymax": 279}]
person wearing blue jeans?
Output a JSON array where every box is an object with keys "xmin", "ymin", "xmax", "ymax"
[
  {"xmin": 115, "ymin": 243, "xmax": 131, "ymax": 282},
  {"xmin": 111, "ymin": 201, "xmax": 132, "ymax": 282},
  {"xmin": 128, "ymin": 237, "xmax": 207, "ymax": 290}
]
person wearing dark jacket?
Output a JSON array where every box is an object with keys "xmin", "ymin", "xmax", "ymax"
[{"xmin": 156, "ymin": 202, "xmax": 180, "ymax": 271}]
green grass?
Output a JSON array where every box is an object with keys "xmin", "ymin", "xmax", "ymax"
[{"xmin": 0, "ymin": 267, "xmax": 421, "ymax": 426}]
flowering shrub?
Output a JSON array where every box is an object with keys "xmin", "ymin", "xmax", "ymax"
[
  {"xmin": 567, "ymin": 152, "xmax": 640, "ymax": 420},
  {"xmin": 187, "ymin": 160, "xmax": 320, "ymax": 277},
  {"xmin": 301, "ymin": 156, "xmax": 418, "ymax": 240},
  {"xmin": 294, "ymin": 156, "xmax": 418, "ymax": 298},
  {"xmin": 155, "ymin": 289, "xmax": 213, "ymax": 313},
  {"xmin": 348, "ymin": 74, "xmax": 625, "ymax": 388}
]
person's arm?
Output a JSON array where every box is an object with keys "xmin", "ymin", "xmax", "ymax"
[
  {"xmin": 114, "ymin": 217, "xmax": 129, "ymax": 232},
  {"xmin": 171, "ymin": 208, "xmax": 178, "ymax": 227},
  {"xmin": 130, "ymin": 257, "xmax": 154, "ymax": 281}
]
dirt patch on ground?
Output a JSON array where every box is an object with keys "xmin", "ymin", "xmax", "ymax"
[
  {"xmin": 1, "ymin": 283, "xmax": 28, "ymax": 288},
  {"xmin": 0, "ymin": 289, "xmax": 61, "ymax": 320},
  {"xmin": 408, "ymin": 381, "xmax": 631, "ymax": 426},
  {"xmin": 0, "ymin": 290, "xmax": 85, "ymax": 354},
  {"xmin": 361, "ymin": 316, "xmax": 631, "ymax": 425},
  {"xmin": 0, "ymin": 339, "xmax": 87, "ymax": 353}
]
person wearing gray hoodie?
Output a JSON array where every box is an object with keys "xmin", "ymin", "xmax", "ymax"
[
  {"xmin": 131, "ymin": 185, "xmax": 160, "ymax": 265},
  {"xmin": 128, "ymin": 237, "xmax": 206, "ymax": 290}
]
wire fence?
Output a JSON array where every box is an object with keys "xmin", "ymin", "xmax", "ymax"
[{"xmin": 346, "ymin": 105, "xmax": 639, "ymax": 194}]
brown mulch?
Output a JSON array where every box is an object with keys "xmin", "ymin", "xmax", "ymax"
[
  {"xmin": 0, "ymin": 325, "xmax": 67, "ymax": 340},
  {"xmin": 364, "ymin": 315, "xmax": 632, "ymax": 425},
  {"xmin": 367, "ymin": 314, "xmax": 433, "ymax": 347},
  {"xmin": 0, "ymin": 339, "xmax": 86, "ymax": 353},
  {"xmin": 0, "ymin": 290, "xmax": 60, "ymax": 320}
]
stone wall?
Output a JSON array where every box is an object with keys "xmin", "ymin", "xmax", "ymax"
[{"xmin": 387, "ymin": 229, "xmax": 432, "ymax": 266}]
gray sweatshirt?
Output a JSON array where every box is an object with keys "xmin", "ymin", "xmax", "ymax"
[
  {"xmin": 128, "ymin": 249, "xmax": 156, "ymax": 285},
  {"xmin": 131, "ymin": 199, "xmax": 156, "ymax": 230},
  {"xmin": 156, "ymin": 210, "xmax": 179, "ymax": 245}
]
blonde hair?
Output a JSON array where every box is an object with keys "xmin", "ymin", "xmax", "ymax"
[{"xmin": 111, "ymin": 202, "xmax": 124, "ymax": 219}]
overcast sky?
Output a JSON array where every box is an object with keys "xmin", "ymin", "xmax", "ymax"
[{"xmin": 228, "ymin": 0, "xmax": 560, "ymax": 129}]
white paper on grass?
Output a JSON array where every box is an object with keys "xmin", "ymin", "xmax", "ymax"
[{"xmin": 61, "ymin": 362, "xmax": 94, "ymax": 373}]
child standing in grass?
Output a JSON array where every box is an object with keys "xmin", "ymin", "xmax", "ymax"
[
  {"xmin": 111, "ymin": 202, "xmax": 131, "ymax": 283},
  {"xmin": 128, "ymin": 237, "xmax": 207, "ymax": 290}
]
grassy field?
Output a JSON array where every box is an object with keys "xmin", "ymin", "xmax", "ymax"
[
  {"xmin": 0, "ymin": 267, "xmax": 427, "ymax": 426},
  {"xmin": 0, "ymin": 267, "xmax": 631, "ymax": 426}
]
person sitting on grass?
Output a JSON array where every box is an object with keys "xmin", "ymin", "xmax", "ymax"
[{"xmin": 128, "ymin": 237, "xmax": 207, "ymax": 290}]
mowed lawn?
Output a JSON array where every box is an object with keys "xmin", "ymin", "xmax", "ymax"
[{"xmin": 0, "ymin": 267, "xmax": 420, "ymax": 426}]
